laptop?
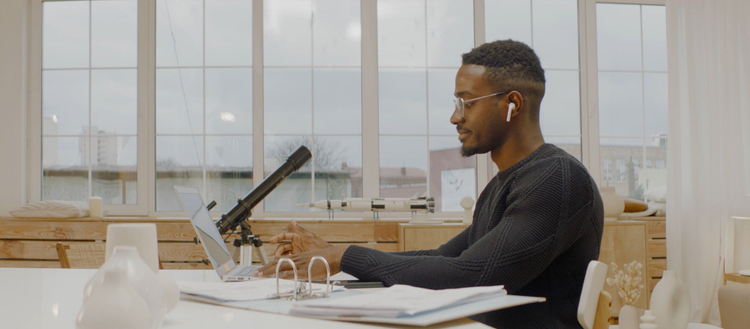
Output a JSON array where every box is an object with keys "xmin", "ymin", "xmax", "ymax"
[{"xmin": 174, "ymin": 185, "xmax": 264, "ymax": 281}]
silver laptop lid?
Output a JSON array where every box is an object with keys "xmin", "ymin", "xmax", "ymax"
[{"xmin": 174, "ymin": 185, "xmax": 236, "ymax": 277}]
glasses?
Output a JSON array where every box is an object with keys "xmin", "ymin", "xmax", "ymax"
[{"xmin": 453, "ymin": 91, "xmax": 510, "ymax": 118}]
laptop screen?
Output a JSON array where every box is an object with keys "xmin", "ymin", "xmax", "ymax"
[{"xmin": 174, "ymin": 186, "xmax": 235, "ymax": 275}]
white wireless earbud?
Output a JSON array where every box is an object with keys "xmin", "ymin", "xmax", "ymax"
[{"xmin": 506, "ymin": 103, "xmax": 516, "ymax": 122}]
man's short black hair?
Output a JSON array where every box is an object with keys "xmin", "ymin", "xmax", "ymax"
[{"xmin": 462, "ymin": 40, "xmax": 546, "ymax": 114}]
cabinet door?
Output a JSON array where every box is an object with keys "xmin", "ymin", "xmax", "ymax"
[
  {"xmin": 399, "ymin": 224, "xmax": 468, "ymax": 251},
  {"xmin": 598, "ymin": 221, "xmax": 648, "ymax": 317}
]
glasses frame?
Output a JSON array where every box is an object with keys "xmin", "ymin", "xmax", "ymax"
[{"xmin": 453, "ymin": 91, "xmax": 510, "ymax": 118}]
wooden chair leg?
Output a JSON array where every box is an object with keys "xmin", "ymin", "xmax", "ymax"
[
  {"xmin": 55, "ymin": 243, "xmax": 71, "ymax": 268},
  {"xmin": 593, "ymin": 290, "xmax": 612, "ymax": 329}
]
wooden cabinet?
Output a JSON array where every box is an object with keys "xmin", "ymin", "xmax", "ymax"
[
  {"xmin": 0, "ymin": 217, "xmax": 399, "ymax": 269},
  {"xmin": 0, "ymin": 215, "xmax": 665, "ymax": 316},
  {"xmin": 598, "ymin": 220, "xmax": 649, "ymax": 315},
  {"xmin": 398, "ymin": 218, "xmax": 666, "ymax": 318},
  {"xmin": 642, "ymin": 217, "xmax": 667, "ymax": 294},
  {"xmin": 598, "ymin": 216, "xmax": 666, "ymax": 317},
  {"xmin": 398, "ymin": 223, "xmax": 469, "ymax": 251}
]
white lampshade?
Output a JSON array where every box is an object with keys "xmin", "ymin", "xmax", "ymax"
[
  {"xmin": 106, "ymin": 223, "xmax": 160, "ymax": 273},
  {"xmin": 733, "ymin": 216, "xmax": 750, "ymax": 276}
]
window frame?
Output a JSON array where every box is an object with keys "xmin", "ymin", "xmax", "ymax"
[
  {"xmin": 27, "ymin": 0, "xmax": 666, "ymax": 218},
  {"xmin": 588, "ymin": 0, "xmax": 668, "ymax": 199}
]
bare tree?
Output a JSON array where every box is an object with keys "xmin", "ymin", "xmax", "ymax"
[{"xmin": 266, "ymin": 136, "xmax": 346, "ymax": 170}]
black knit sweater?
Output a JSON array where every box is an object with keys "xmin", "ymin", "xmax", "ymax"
[{"xmin": 340, "ymin": 144, "xmax": 604, "ymax": 328}]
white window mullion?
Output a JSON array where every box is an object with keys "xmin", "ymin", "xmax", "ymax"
[
  {"xmin": 131, "ymin": 0, "xmax": 150, "ymax": 215},
  {"xmin": 473, "ymin": 0, "xmax": 490, "ymax": 196},
  {"xmin": 28, "ymin": 0, "xmax": 44, "ymax": 204},
  {"xmin": 423, "ymin": 1, "xmax": 430, "ymax": 199},
  {"xmin": 310, "ymin": 6, "xmax": 316, "ymax": 205},
  {"xmin": 146, "ymin": 0, "xmax": 157, "ymax": 216},
  {"xmin": 640, "ymin": 5, "xmax": 648, "ymax": 183},
  {"xmin": 582, "ymin": 0, "xmax": 601, "ymax": 185},
  {"xmin": 252, "ymin": 0, "xmax": 265, "ymax": 215},
  {"xmin": 361, "ymin": 0, "xmax": 379, "ymax": 199},
  {"xmin": 88, "ymin": 0, "xmax": 93, "ymax": 199},
  {"xmin": 529, "ymin": 0, "xmax": 534, "ymax": 48},
  {"xmin": 202, "ymin": 0, "xmax": 207, "ymax": 200}
]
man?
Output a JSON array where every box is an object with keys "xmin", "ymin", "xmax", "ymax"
[{"xmin": 255, "ymin": 40, "xmax": 604, "ymax": 328}]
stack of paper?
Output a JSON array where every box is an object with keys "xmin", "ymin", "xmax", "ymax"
[
  {"xmin": 178, "ymin": 279, "xmax": 344, "ymax": 302},
  {"xmin": 290, "ymin": 284, "xmax": 506, "ymax": 318}
]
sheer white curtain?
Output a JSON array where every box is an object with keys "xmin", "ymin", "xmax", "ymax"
[{"xmin": 666, "ymin": 0, "xmax": 750, "ymax": 325}]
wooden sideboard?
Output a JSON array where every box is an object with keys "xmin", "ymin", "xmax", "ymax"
[
  {"xmin": 398, "ymin": 223, "xmax": 470, "ymax": 252},
  {"xmin": 0, "ymin": 217, "xmax": 399, "ymax": 269},
  {"xmin": 0, "ymin": 215, "xmax": 665, "ymax": 316}
]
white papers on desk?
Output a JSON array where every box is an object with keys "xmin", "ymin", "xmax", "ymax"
[
  {"xmin": 290, "ymin": 284, "xmax": 506, "ymax": 318},
  {"xmin": 178, "ymin": 279, "xmax": 344, "ymax": 302}
]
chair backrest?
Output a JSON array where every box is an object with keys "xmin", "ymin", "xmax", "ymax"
[
  {"xmin": 56, "ymin": 242, "xmax": 106, "ymax": 269},
  {"xmin": 719, "ymin": 283, "xmax": 750, "ymax": 329},
  {"xmin": 578, "ymin": 261, "xmax": 609, "ymax": 329},
  {"xmin": 57, "ymin": 242, "xmax": 165, "ymax": 269}
]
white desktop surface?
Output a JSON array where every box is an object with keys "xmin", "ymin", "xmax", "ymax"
[{"xmin": 0, "ymin": 268, "xmax": 490, "ymax": 329}]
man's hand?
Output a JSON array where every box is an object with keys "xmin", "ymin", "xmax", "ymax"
[
  {"xmin": 254, "ymin": 245, "xmax": 349, "ymax": 281},
  {"xmin": 269, "ymin": 219, "xmax": 332, "ymax": 259}
]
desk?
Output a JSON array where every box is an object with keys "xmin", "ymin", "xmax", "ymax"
[{"xmin": 0, "ymin": 268, "xmax": 490, "ymax": 329}]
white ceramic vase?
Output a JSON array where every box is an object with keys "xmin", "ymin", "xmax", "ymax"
[
  {"xmin": 640, "ymin": 310, "xmax": 657, "ymax": 329},
  {"xmin": 76, "ymin": 267, "xmax": 152, "ymax": 329},
  {"xmin": 157, "ymin": 273, "xmax": 180, "ymax": 313},
  {"xmin": 85, "ymin": 246, "xmax": 167, "ymax": 329},
  {"xmin": 619, "ymin": 304, "xmax": 640, "ymax": 329},
  {"xmin": 600, "ymin": 187, "xmax": 624, "ymax": 220},
  {"xmin": 650, "ymin": 270, "xmax": 690, "ymax": 329}
]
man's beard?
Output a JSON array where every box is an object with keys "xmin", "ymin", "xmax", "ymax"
[{"xmin": 460, "ymin": 146, "xmax": 479, "ymax": 157}]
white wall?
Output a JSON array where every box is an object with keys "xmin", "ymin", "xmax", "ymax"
[{"xmin": 0, "ymin": 1, "xmax": 30, "ymax": 216}]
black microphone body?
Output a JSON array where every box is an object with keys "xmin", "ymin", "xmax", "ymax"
[{"xmin": 216, "ymin": 146, "xmax": 312, "ymax": 235}]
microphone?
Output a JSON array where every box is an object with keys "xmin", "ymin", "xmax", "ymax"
[{"xmin": 216, "ymin": 145, "xmax": 312, "ymax": 235}]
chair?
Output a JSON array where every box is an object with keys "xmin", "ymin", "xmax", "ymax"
[
  {"xmin": 56, "ymin": 242, "xmax": 164, "ymax": 269},
  {"xmin": 718, "ymin": 283, "xmax": 750, "ymax": 329},
  {"xmin": 578, "ymin": 260, "xmax": 612, "ymax": 329},
  {"xmin": 56, "ymin": 242, "xmax": 107, "ymax": 269}
]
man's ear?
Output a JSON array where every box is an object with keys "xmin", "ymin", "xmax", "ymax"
[{"xmin": 506, "ymin": 91, "xmax": 524, "ymax": 122}]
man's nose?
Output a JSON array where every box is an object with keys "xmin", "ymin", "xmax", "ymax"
[{"xmin": 450, "ymin": 108, "xmax": 464, "ymax": 125}]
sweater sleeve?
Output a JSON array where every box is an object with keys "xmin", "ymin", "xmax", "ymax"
[{"xmin": 340, "ymin": 157, "xmax": 594, "ymax": 293}]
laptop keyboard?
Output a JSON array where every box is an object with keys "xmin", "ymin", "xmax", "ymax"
[{"xmin": 233, "ymin": 265, "xmax": 263, "ymax": 277}]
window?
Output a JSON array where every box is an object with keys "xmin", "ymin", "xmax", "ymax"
[
  {"xmin": 486, "ymin": 0, "xmax": 582, "ymax": 163},
  {"xmin": 596, "ymin": 3, "xmax": 667, "ymax": 199},
  {"xmin": 377, "ymin": 0, "xmax": 476, "ymax": 213},
  {"xmin": 33, "ymin": 0, "xmax": 668, "ymax": 217},
  {"xmin": 616, "ymin": 159, "xmax": 626, "ymax": 183},
  {"xmin": 41, "ymin": 0, "xmax": 139, "ymax": 207},
  {"xmin": 263, "ymin": 0, "xmax": 362, "ymax": 212},
  {"xmin": 155, "ymin": 0, "xmax": 254, "ymax": 212},
  {"xmin": 602, "ymin": 159, "xmax": 613, "ymax": 183}
]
